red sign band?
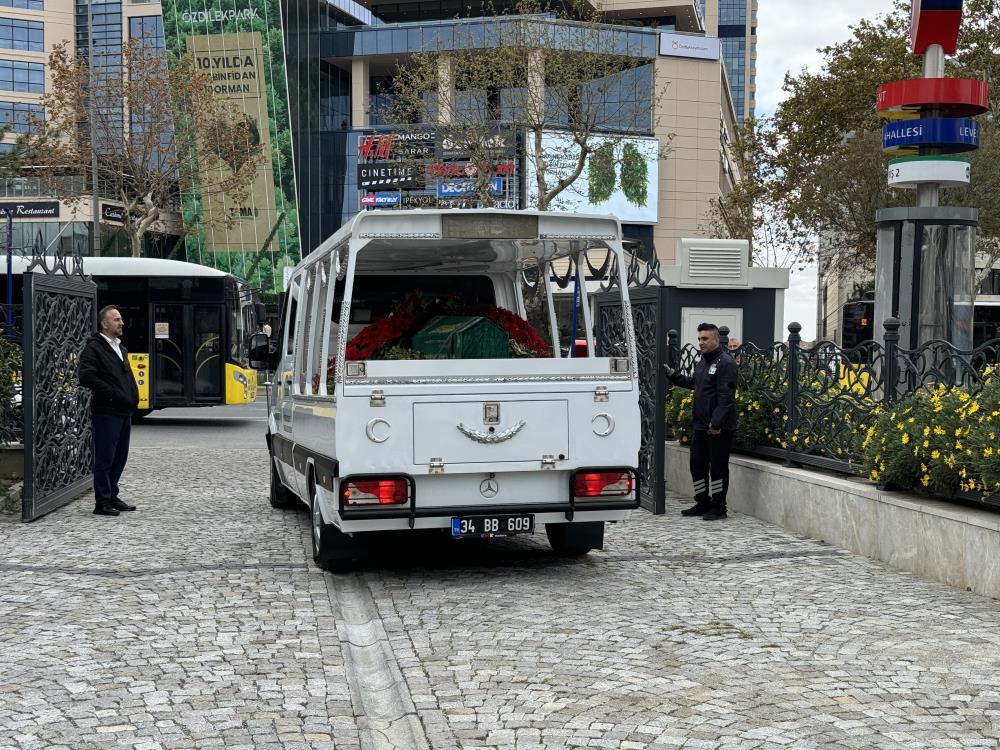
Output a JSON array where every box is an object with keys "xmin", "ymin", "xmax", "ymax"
[
  {"xmin": 910, "ymin": 5, "xmax": 962, "ymax": 55},
  {"xmin": 876, "ymin": 78, "xmax": 989, "ymax": 120}
]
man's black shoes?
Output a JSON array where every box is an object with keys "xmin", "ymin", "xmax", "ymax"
[
  {"xmin": 110, "ymin": 499, "xmax": 136, "ymax": 511},
  {"xmin": 93, "ymin": 505, "xmax": 120, "ymax": 516},
  {"xmin": 702, "ymin": 510, "xmax": 728, "ymax": 521},
  {"xmin": 681, "ymin": 503, "xmax": 710, "ymax": 517}
]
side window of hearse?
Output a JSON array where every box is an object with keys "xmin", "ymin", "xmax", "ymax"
[
  {"xmin": 297, "ymin": 266, "xmax": 318, "ymax": 393},
  {"xmin": 284, "ymin": 278, "xmax": 299, "ymax": 357},
  {"xmin": 309, "ymin": 258, "xmax": 332, "ymax": 395}
]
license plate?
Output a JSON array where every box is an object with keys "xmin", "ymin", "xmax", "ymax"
[{"xmin": 451, "ymin": 514, "xmax": 535, "ymax": 538}]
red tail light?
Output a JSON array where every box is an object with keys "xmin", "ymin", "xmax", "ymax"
[
  {"xmin": 341, "ymin": 478, "xmax": 409, "ymax": 506},
  {"xmin": 573, "ymin": 471, "xmax": 634, "ymax": 498}
]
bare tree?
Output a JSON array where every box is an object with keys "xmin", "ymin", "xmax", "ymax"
[
  {"xmin": 379, "ymin": 0, "xmax": 668, "ymax": 209},
  {"xmin": 26, "ymin": 40, "xmax": 263, "ymax": 258}
]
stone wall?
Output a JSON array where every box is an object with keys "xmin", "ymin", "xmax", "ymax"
[{"xmin": 665, "ymin": 442, "xmax": 1000, "ymax": 600}]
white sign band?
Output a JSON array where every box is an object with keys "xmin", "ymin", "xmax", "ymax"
[{"xmin": 887, "ymin": 157, "xmax": 971, "ymax": 189}]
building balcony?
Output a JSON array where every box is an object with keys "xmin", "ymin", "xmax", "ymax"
[{"xmin": 299, "ymin": 13, "xmax": 661, "ymax": 62}]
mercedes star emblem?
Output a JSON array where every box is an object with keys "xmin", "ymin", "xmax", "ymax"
[{"xmin": 479, "ymin": 478, "xmax": 499, "ymax": 498}]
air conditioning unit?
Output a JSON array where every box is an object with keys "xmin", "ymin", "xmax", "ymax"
[{"xmin": 677, "ymin": 238, "xmax": 750, "ymax": 288}]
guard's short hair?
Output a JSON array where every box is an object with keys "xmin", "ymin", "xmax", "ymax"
[
  {"xmin": 98, "ymin": 305, "xmax": 119, "ymax": 325},
  {"xmin": 697, "ymin": 323, "xmax": 719, "ymax": 334}
]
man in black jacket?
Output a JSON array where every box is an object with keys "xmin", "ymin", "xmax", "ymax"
[
  {"xmin": 78, "ymin": 305, "xmax": 140, "ymax": 516},
  {"xmin": 664, "ymin": 323, "xmax": 738, "ymax": 521}
]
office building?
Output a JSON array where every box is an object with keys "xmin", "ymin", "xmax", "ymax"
[
  {"xmin": 0, "ymin": 0, "xmax": 173, "ymax": 255},
  {"xmin": 269, "ymin": 0, "xmax": 751, "ymax": 267}
]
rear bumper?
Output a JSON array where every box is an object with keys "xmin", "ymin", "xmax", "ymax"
[
  {"xmin": 336, "ymin": 467, "xmax": 640, "ymax": 530},
  {"xmin": 340, "ymin": 498, "xmax": 639, "ymax": 522},
  {"xmin": 338, "ymin": 507, "xmax": 635, "ymax": 533}
]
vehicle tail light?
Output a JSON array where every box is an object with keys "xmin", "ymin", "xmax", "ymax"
[
  {"xmin": 341, "ymin": 478, "xmax": 409, "ymax": 506},
  {"xmin": 573, "ymin": 470, "xmax": 634, "ymax": 498}
]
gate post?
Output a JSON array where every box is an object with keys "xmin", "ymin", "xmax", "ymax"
[
  {"xmin": 882, "ymin": 318, "xmax": 901, "ymax": 408},
  {"xmin": 785, "ymin": 322, "xmax": 802, "ymax": 467}
]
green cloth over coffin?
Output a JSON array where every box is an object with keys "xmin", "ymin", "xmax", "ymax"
[{"xmin": 411, "ymin": 316, "xmax": 509, "ymax": 359}]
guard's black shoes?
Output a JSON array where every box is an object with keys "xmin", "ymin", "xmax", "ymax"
[
  {"xmin": 681, "ymin": 503, "xmax": 710, "ymax": 517},
  {"xmin": 93, "ymin": 506, "xmax": 120, "ymax": 516},
  {"xmin": 702, "ymin": 511, "xmax": 728, "ymax": 521},
  {"xmin": 110, "ymin": 499, "xmax": 136, "ymax": 511}
]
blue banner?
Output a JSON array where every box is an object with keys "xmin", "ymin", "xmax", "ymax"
[
  {"xmin": 437, "ymin": 177, "xmax": 504, "ymax": 198},
  {"xmin": 882, "ymin": 117, "xmax": 980, "ymax": 153}
]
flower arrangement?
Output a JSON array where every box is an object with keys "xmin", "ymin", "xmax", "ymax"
[{"xmin": 325, "ymin": 294, "xmax": 551, "ymax": 390}]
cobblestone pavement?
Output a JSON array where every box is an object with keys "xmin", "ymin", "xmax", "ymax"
[
  {"xmin": 2, "ymin": 446, "xmax": 1000, "ymax": 750},
  {"xmin": 0, "ymin": 448, "xmax": 357, "ymax": 750}
]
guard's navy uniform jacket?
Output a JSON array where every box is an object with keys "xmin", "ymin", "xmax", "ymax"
[
  {"xmin": 667, "ymin": 346, "xmax": 738, "ymax": 431},
  {"xmin": 668, "ymin": 345, "xmax": 739, "ymax": 516}
]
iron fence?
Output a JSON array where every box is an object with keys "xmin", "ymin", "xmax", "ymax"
[
  {"xmin": 0, "ymin": 304, "xmax": 23, "ymax": 447},
  {"xmin": 665, "ymin": 318, "xmax": 1000, "ymax": 478}
]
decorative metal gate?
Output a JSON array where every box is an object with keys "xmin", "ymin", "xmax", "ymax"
[
  {"xmin": 596, "ymin": 286, "xmax": 668, "ymax": 515},
  {"xmin": 21, "ymin": 250, "xmax": 97, "ymax": 521}
]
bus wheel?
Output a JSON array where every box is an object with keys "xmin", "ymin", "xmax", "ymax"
[
  {"xmin": 311, "ymin": 494, "xmax": 358, "ymax": 573},
  {"xmin": 545, "ymin": 521, "xmax": 605, "ymax": 556},
  {"xmin": 131, "ymin": 409, "xmax": 152, "ymax": 423},
  {"xmin": 269, "ymin": 455, "xmax": 300, "ymax": 510}
]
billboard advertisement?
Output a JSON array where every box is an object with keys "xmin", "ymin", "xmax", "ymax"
[
  {"xmin": 353, "ymin": 128, "xmax": 520, "ymax": 212},
  {"xmin": 525, "ymin": 132, "xmax": 659, "ymax": 224},
  {"xmin": 162, "ymin": 0, "xmax": 299, "ymax": 291}
]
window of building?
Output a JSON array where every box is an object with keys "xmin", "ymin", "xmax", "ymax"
[
  {"xmin": 0, "ymin": 100, "xmax": 42, "ymax": 132},
  {"xmin": 0, "ymin": 17, "xmax": 43, "ymax": 52},
  {"xmin": 0, "ymin": 59, "xmax": 43, "ymax": 93},
  {"xmin": 128, "ymin": 14, "xmax": 163, "ymax": 50},
  {"xmin": 0, "ymin": 0, "xmax": 42, "ymax": 10}
]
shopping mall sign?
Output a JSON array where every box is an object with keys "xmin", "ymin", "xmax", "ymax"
[{"xmin": 354, "ymin": 127, "xmax": 520, "ymax": 211}]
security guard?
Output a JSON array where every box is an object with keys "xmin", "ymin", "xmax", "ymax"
[{"xmin": 664, "ymin": 323, "xmax": 738, "ymax": 520}]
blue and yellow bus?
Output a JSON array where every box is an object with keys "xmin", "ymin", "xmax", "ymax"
[{"xmin": 11, "ymin": 257, "xmax": 260, "ymax": 416}]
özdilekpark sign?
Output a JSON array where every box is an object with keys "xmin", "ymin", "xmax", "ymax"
[{"xmin": 162, "ymin": 0, "xmax": 300, "ymax": 292}]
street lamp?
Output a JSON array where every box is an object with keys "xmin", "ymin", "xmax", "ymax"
[{"xmin": 88, "ymin": 0, "xmax": 100, "ymax": 257}]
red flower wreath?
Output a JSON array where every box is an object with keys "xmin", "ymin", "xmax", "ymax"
[{"xmin": 339, "ymin": 297, "xmax": 549, "ymax": 362}]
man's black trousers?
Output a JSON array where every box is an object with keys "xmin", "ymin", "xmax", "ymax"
[
  {"xmin": 689, "ymin": 429, "xmax": 735, "ymax": 511},
  {"xmin": 93, "ymin": 413, "xmax": 131, "ymax": 507}
]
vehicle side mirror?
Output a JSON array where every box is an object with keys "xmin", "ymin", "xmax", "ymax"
[
  {"xmin": 254, "ymin": 302, "xmax": 266, "ymax": 327},
  {"xmin": 249, "ymin": 332, "xmax": 271, "ymax": 370}
]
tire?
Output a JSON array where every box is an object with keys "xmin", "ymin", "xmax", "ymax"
[
  {"xmin": 546, "ymin": 521, "xmax": 605, "ymax": 556},
  {"xmin": 131, "ymin": 409, "xmax": 152, "ymax": 423},
  {"xmin": 269, "ymin": 454, "xmax": 301, "ymax": 510},
  {"xmin": 310, "ymin": 482, "xmax": 359, "ymax": 573}
]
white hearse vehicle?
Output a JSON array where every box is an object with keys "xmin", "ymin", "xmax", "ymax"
[{"xmin": 252, "ymin": 209, "xmax": 641, "ymax": 571}]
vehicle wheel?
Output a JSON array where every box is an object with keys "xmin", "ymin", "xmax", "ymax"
[
  {"xmin": 311, "ymin": 490, "xmax": 358, "ymax": 572},
  {"xmin": 269, "ymin": 454, "xmax": 300, "ymax": 509},
  {"xmin": 546, "ymin": 521, "xmax": 605, "ymax": 556},
  {"xmin": 131, "ymin": 409, "xmax": 152, "ymax": 423}
]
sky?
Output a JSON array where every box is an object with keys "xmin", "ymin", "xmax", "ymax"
[{"xmin": 756, "ymin": 0, "xmax": 897, "ymax": 340}]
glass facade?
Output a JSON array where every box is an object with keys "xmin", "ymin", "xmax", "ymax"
[
  {"xmin": 76, "ymin": 0, "xmax": 124, "ymax": 152},
  {"xmin": 0, "ymin": 100, "xmax": 42, "ymax": 133},
  {"xmin": 0, "ymin": 17, "xmax": 43, "ymax": 52},
  {"xmin": 283, "ymin": 3, "xmax": 660, "ymax": 253},
  {"xmin": 0, "ymin": 59, "xmax": 43, "ymax": 93},
  {"xmin": 129, "ymin": 14, "xmax": 163, "ymax": 49},
  {"xmin": 717, "ymin": 0, "xmax": 753, "ymax": 119}
]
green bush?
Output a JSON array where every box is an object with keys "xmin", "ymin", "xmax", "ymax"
[
  {"xmin": 665, "ymin": 378, "xmax": 772, "ymax": 450},
  {"xmin": 861, "ymin": 380, "xmax": 999, "ymax": 497}
]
